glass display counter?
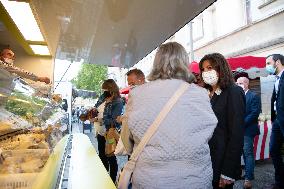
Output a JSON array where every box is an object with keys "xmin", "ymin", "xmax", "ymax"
[
  {"xmin": 0, "ymin": 68, "xmax": 69, "ymax": 189},
  {"xmin": 0, "ymin": 68, "xmax": 116, "ymax": 189}
]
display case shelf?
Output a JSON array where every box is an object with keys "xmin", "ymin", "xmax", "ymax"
[{"xmin": 0, "ymin": 68, "xmax": 70, "ymax": 189}]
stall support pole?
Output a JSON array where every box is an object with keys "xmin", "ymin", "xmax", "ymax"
[{"xmin": 189, "ymin": 21, "xmax": 194, "ymax": 62}]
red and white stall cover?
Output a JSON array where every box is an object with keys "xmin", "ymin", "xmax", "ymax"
[
  {"xmin": 120, "ymin": 86, "xmax": 130, "ymax": 94},
  {"xmin": 254, "ymin": 121, "xmax": 272, "ymax": 160},
  {"xmin": 189, "ymin": 56, "xmax": 267, "ymax": 79}
]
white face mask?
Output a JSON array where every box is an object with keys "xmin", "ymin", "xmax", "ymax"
[
  {"xmin": 130, "ymin": 85, "xmax": 138, "ymax": 89},
  {"xmin": 4, "ymin": 58, "xmax": 14, "ymax": 65},
  {"xmin": 238, "ymin": 84, "xmax": 245, "ymax": 91},
  {"xmin": 202, "ymin": 70, "xmax": 219, "ymax": 86}
]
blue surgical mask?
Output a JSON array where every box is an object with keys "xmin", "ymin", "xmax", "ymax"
[
  {"xmin": 266, "ymin": 65, "xmax": 276, "ymax": 75},
  {"xmin": 130, "ymin": 84, "xmax": 138, "ymax": 89}
]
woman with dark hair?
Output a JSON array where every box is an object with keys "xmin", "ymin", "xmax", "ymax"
[
  {"xmin": 95, "ymin": 79, "xmax": 123, "ymax": 183},
  {"xmin": 199, "ymin": 53, "xmax": 246, "ymax": 189}
]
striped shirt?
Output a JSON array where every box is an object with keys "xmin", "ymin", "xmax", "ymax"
[{"xmin": 0, "ymin": 60, "xmax": 38, "ymax": 81}]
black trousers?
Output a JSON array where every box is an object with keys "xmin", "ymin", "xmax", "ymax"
[
  {"xmin": 212, "ymin": 181, "xmax": 234, "ymax": 189},
  {"xmin": 97, "ymin": 134, "xmax": 118, "ymax": 183},
  {"xmin": 270, "ymin": 122, "xmax": 284, "ymax": 188}
]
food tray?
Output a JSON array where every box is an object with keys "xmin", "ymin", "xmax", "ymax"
[{"xmin": 0, "ymin": 173, "xmax": 38, "ymax": 189}]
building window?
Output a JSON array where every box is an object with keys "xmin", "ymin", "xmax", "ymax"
[
  {"xmin": 258, "ymin": 0, "xmax": 277, "ymax": 9},
  {"xmin": 211, "ymin": 7, "xmax": 217, "ymax": 39},
  {"xmin": 192, "ymin": 16, "xmax": 204, "ymax": 41}
]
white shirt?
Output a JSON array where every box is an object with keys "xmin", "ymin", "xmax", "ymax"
[
  {"xmin": 275, "ymin": 70, "xmax": 283, "ymax": 94},
  {"xmin": 207, "ymin": 87, "xmax": 222, "ymax": 98},
  {"xmin": 274, "ymin": 70, "xmax": 284, "ymax": 111},
  {"xmin": 84, "ymin": 120, "xmax": 90, "ymax": 124}
]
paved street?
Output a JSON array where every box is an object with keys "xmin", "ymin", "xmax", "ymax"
[
  {"xmin": 234, "ymin": 160, "xmax": 275, "ymax": 189},
  {"xmin": 73, "ymin": 122, "xmax": 275, "ymax": 189}
]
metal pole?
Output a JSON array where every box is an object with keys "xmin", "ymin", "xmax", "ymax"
[{"xmin": 189, "ymin": 21, "xmax": 194, "ymax": 62}]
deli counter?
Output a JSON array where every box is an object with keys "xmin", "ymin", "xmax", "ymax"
[
  {"xmin": 0, "ymin": 68, "xmax": 69, "ymax": 189},
  {"xmin": 0, "ymin": 68, "xmax": 117, "ymax": 189}
]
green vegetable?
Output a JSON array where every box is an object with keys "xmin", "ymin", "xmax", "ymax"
[{"xmin": 4, "ymin": 91, "xmax": 47, "ymax": 122}]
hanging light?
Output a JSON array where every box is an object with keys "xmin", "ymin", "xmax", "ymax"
[
  {"xmin": 0, "ymin": 0, "xmax": 44, "ymax": 42},
  {"xmin": 30, "ymin": 45, "xmax": 50, "ymax": 56}
]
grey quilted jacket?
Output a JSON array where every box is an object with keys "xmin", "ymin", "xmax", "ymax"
[{"xmin": 121, "ymin": 79, "xmax": 217, "ymax": 189}]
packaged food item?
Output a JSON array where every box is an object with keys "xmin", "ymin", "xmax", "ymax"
[{"xmin": 0, "ymin": 149, "xmax": 49, "ymax": 174}]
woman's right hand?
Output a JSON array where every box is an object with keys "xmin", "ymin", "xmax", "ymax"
[
  {"xmin": 116, "ymin": 116, "xmax": 122, "ymax": 123},
  {"xmin": 90, "ymin": 117, "xmax": 99, "ymax": 122},
  {"xmin": 219, "ymin": 178, "xmax": 233, "ymax": 188}
]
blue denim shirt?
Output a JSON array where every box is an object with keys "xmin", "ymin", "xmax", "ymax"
[{"xmin": 103, "ymin": 98, "xmax": 123, "ymax": 130}]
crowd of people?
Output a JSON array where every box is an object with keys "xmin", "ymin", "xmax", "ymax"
[
  {"xmin": 3, "ymin": 43, "xmax": 282, "ymax": 189},
  {"xmin": 2, "ymin": 41, "xmax": 283, "ymax": 189},
  {"xmin": 89, "ymin": 42, "xmax": 284, "ymax": 189}
]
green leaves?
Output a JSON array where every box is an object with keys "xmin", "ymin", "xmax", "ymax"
[{"xmin": 71, "ymin": 64, "xmax": 108, "ymax": 96}]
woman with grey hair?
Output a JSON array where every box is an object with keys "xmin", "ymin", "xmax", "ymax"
[{"xmin": 121, "ymin": 42, "xmax": 217, "ymax": 189}]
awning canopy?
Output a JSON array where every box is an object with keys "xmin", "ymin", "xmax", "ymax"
[
  {"xmin": 0, "ymin": 0, "xmax": 216, "ymax": 67},
  {"xmin": 120, "ymin": 87, "xmax": 130, "ymax": 95},
  {"xmin": 189, "ymin": 56, "xmax": 267, "ymax": 79},
  {"xmin": 188, "ymin": 56, "xmax": 267, "ymax": 79},
  {"xmin": 227, "ymin": 56, "xmax": 266, "ymax": 70}
]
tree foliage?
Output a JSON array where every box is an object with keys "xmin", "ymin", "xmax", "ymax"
[{"xmin": 71, "ymin": 64, "xmax": 107, "ymax": 96}]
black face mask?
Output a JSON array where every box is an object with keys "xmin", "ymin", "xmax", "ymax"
[{"xmin": 103, "ymin": 91, "xmax": 112, "ymax": 98}]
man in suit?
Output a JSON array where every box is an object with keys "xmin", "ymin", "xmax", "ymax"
[
  {"xmin": 236, "ymin": 77, "xmax": 261, "ymax": 189},
  {"xmin": 266, "ymin": 54, "xmax": 284, "ymax": 189}
]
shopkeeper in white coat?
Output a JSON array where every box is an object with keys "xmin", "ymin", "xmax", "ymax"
[{"xmin": 0, "ymin": 48, "xmax": 50, "ymax": 84}]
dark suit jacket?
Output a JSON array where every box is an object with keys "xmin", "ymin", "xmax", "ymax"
[
  {"xmin": 244, "ymin": 90, "xmax": 261, "ymax": 137},
  {"xmin": 209, "ymin": 84, "xmax": 245, "ymax": 182},
  {"xmin": 271, "ymin": 71, "xmax": 284, "ymax": 128}
]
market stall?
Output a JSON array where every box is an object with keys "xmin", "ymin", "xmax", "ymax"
[
  {"xmin": 254, "ymin": 120, "xmax": 271, "ymax": 160},
  {"xmin": 1, "ymin": 0, "xmax": 228, "ymax": 187},
  {"xmin": 0, "ymin": 68, "xmax": 70, "ymax": 189}
]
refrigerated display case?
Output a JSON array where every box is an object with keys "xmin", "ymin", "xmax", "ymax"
[{"xmin": 0, "ymin": 68, "xmax": 70, "ymax": 189}]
